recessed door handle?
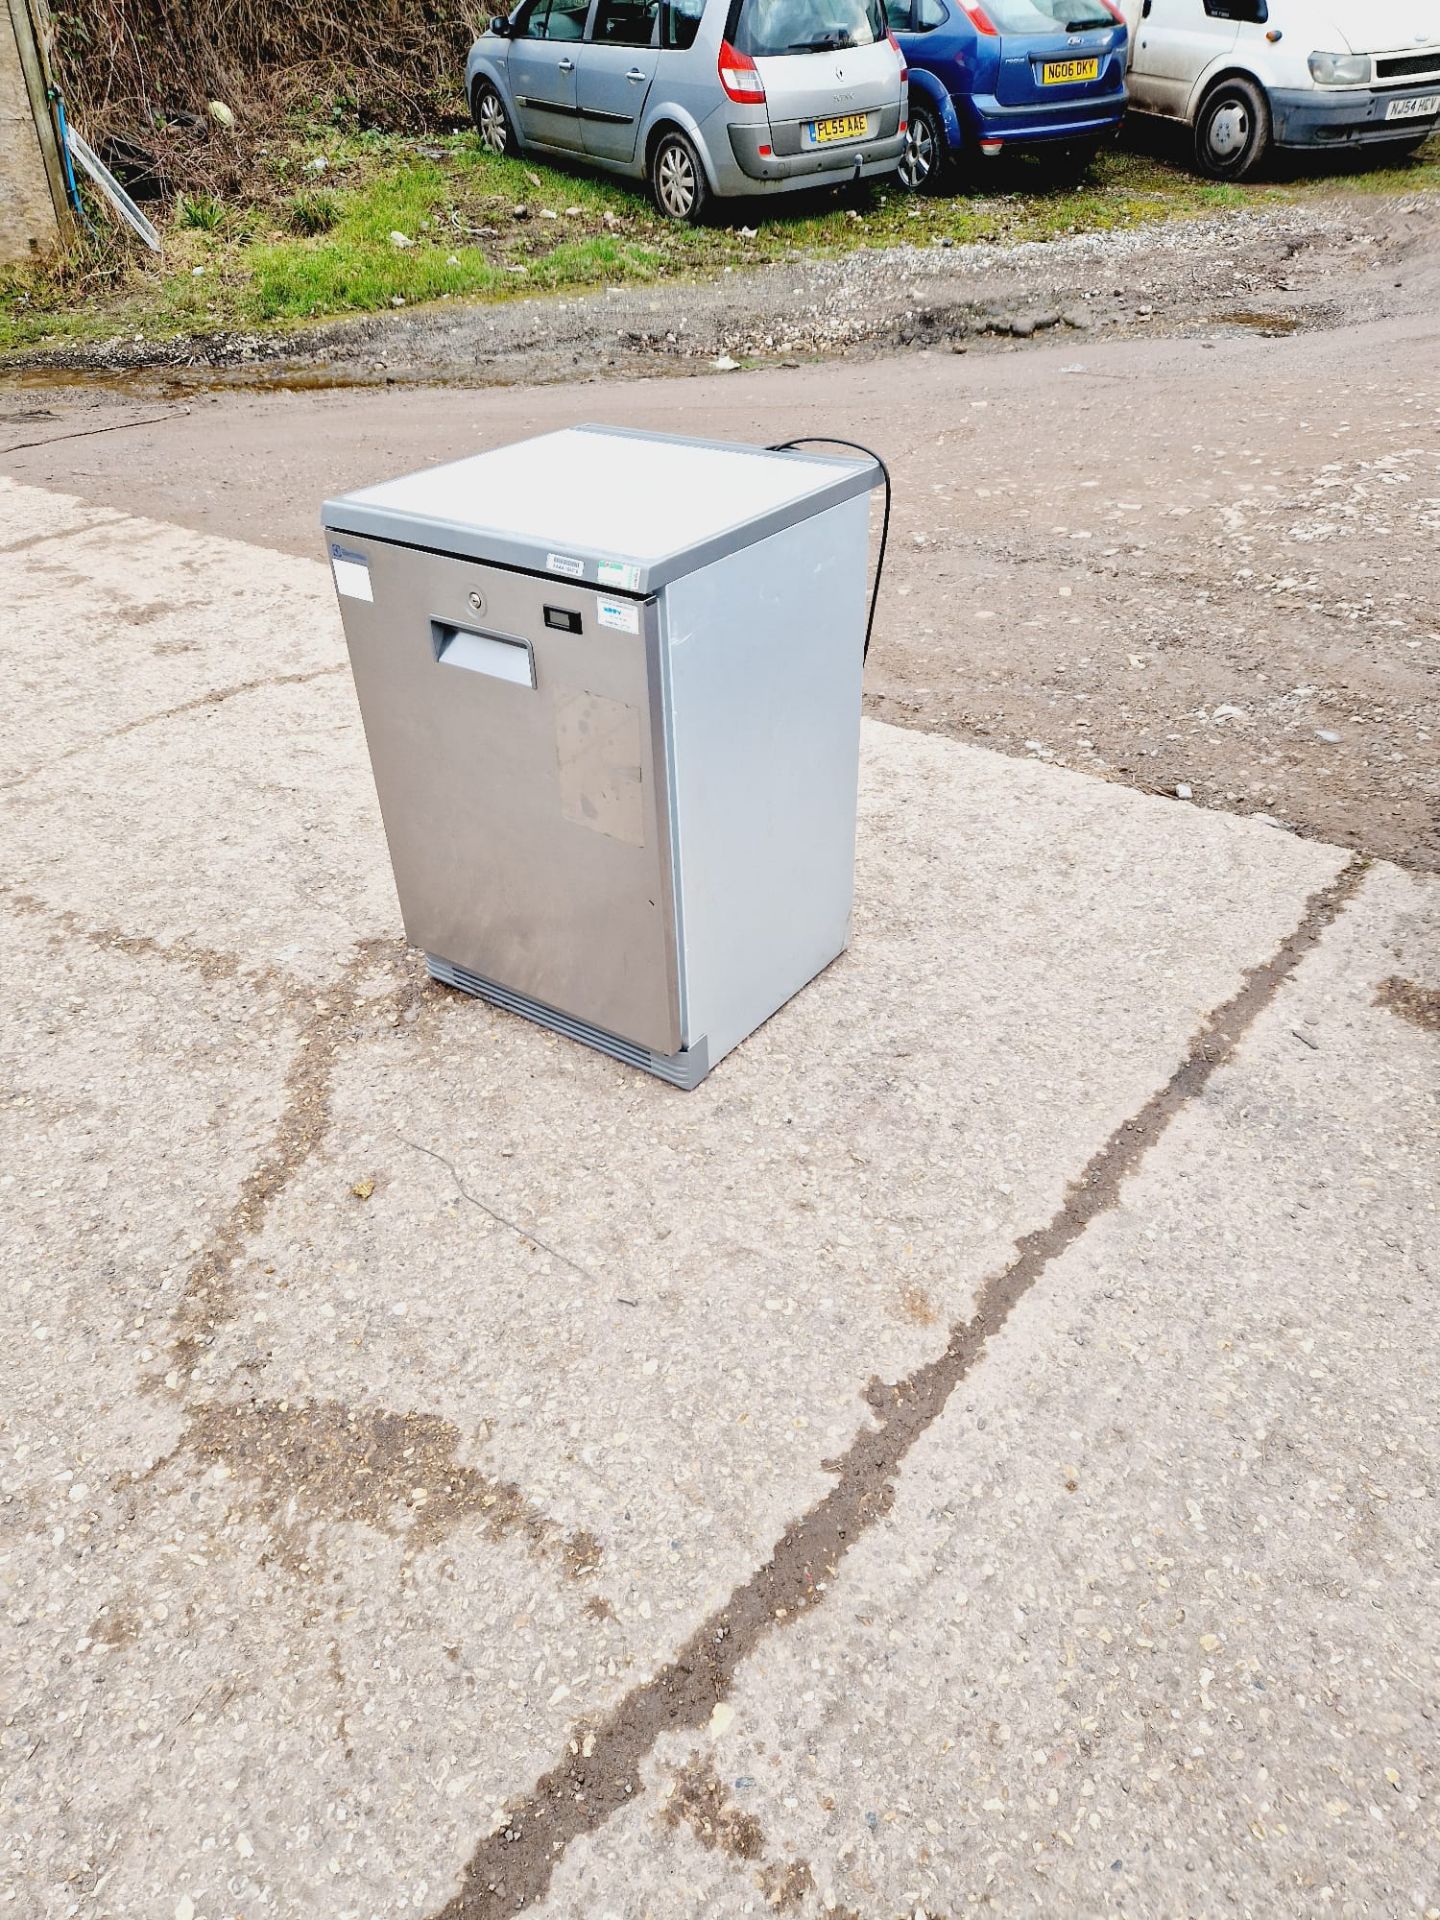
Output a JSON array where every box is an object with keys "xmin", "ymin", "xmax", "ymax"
[
  {"xmin": 626, "ymin": 66, "xmax": 648, "ymax": 80},
  {"xmin": 558, "ymin": 55, "xmax": 575, "ymax": 70}
]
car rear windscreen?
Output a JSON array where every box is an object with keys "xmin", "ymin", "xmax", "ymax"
[
  {"xmin": 730, "ymin": 0, "xmax": 888, "ymax": 57},
  {"xmin": 980, "ymin": 0, "xmax": 1116, "ymax": 29}
]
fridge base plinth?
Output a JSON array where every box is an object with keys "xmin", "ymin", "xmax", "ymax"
[{"xmin": 425, "ymin": 955, "xmax": 711, "ymax": 1090}]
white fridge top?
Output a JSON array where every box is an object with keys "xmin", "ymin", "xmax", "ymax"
[{"xmin": 323, "ymin": 425, "xmax": 880, "ymax": 595}]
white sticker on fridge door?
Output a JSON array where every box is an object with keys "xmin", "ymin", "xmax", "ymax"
[
  {"xmin": 330, "ymin": 544, "xmax": 374, "ymax": 602},
  {"xmin": 596, "ymin": 597, "xmax": 640, "ymax": 634}
]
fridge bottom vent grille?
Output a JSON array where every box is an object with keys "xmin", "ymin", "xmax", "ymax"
[{"xmin": 426, "ymin": 955, "xmax": 709, "ymax": 1090}]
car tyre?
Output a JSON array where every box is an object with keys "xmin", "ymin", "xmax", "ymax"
[
  {"xmin": 650, "ymin": 129, "xmax": 709, "ymax": 223},
  {"xmin": 1194, "ymin": 76, "xmax": 1270, "ymax": 181},
  {"xmin": 898, "ymin": 99, "xmax": 946, "ymax": 193},
  {"xmin": 472, "ymin": 81, "xmax": 517, "ymax": 158}
]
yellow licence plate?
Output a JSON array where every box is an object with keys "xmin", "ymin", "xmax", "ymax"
[
  {"xmin": 811, "ymin": 112, "xmax": 871, "ymax": 143},
  {"xmin": 1042, "ymin": 57, "xmax": 1100, "ymax": 83}
]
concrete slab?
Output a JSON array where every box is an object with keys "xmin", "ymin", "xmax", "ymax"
[
  {"xmin": 1, "ymin": 481, "xmax": 1433, "ymax": 1920},
  {"xmin": 530, "ymin": 862, "xmax": 1439, "ymax": 1920},
  {"xmin": 0, "ymin": 475, "xmax": 346, "ymax": 790}
]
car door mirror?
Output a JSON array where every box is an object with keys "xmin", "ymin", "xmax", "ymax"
[{"xmin": 489, "ymin": 13, "xmax": 512, "ymax": 33}]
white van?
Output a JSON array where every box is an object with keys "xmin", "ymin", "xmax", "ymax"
[{"xmin": 1116, "ymin": 0, "xmax": 1440, "ymax": 178}]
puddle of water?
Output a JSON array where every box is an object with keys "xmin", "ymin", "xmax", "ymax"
[{"xmin": 1215, "ymin": 309, "xmax": 1300, "ymax": 335}]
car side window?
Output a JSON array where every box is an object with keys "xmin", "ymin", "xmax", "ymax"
[
  {"xmin": 592, "ymin": 0, "xmax": 659, "ymax": 42},
  {"xmin": 1202, "ymin": 0, "xmax": 1268, "ymax": 18},
  {"xmin": 914, "ymin": 0, "xmax": 945, "ymax": 25},
  {"xmin": 547, "ymin": 0, "xmax": 591, "ymax": 37},
  {"xmin": 661, "ymin": 0, "xmax": 705, "ymax": 47},
  {"xmin": 884, "ymin": 0, "xmax": 912, "ymax": 25},
  {"xmin": 514, "ymin": 0, "xmax": 552, "ymax": 35}
]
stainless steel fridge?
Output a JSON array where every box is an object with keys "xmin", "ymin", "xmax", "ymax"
[{"xmin": 323, "ymin": 425, "xmax": 881, "ymax": 1088}]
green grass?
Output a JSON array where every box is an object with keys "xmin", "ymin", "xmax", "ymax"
[{"xmin": 1, "ymin": 125, "xmax": 1436, "ymax": 358}]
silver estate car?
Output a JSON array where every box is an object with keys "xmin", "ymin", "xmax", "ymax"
[{"xmin": 465, "ymin": 0, "xmax": 908, "ymax": 220}]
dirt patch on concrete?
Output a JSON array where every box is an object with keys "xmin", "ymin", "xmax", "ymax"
[
  {"xmin": 661, "ymin": 1760, "xmax": 817, "ymax": 1910},
  {"xmin": 1375, "ymin": 974, "xmax": 1440, "ymax": 1032},
  {"xmin": 663, "ymin": 1760, "xmax": 767, "ymax": 1862},
  {"xmin": 176, "ymin": 1396, "xmax": 603, "ymax": 1576}
]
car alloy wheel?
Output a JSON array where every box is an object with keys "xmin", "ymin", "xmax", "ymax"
[
  {"xmin": 652, "ymin": 132, "xmax": 707, "ymax": 223},
  {"xmin": 898, "ymin": 107, "xmax": 938, "ymax": 192},
  {"xmin": 474, "ymin": 83, "xmax": 513, "ymax": 158}
]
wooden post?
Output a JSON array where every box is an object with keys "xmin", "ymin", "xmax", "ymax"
[{"xmin": 1, "ymin": 0, "xmax": 70, "ymax": 265}]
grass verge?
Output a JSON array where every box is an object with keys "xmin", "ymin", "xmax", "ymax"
[{"xmin": 2, "ymin": 125, "xmax": 1437, "ymax": 359}]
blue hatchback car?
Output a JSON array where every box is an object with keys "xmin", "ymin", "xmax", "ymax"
[{"xmin": 889, "ymin": 0, "xmax": 1128, "ymax": 190}]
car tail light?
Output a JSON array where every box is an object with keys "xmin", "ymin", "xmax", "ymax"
[
  {"xmin": 718, "ymin": 39, "xmax": 766, "ymax": 103},
  {"xmin": 887, "ymin": 29, "xmax": 909, "ymax": 80},
  {"xmin": 961, "ymin": 2, "xmax": 998, "ymax": 31}
]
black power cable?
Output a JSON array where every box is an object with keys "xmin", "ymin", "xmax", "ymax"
[{"xmin": 767, "ymin": 436, "xmax": 891, "ymax": 663}]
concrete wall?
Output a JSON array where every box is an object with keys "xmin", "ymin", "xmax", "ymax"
[{"xmin": 0, "ymin": 0, "xmax": 64, "ymax": 265}]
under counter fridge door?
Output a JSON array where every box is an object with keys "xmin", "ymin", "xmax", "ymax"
[{"xmin": 329, "ymin": 532, "xmax": 683, "ymax": 1057}]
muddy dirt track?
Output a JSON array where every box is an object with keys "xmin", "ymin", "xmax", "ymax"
[{"xmin": 2, "ymin": 189, "xmax": 1437, "ymax": 868}]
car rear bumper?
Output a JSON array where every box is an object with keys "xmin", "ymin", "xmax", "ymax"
[
  {"xmin": 963, "ymin": 86, "xmax": 1126, "ymax": 145},
  {"xmin": 1268, "ymin": 85, "xmax": 1440, "ymax": 148},
  {"xmin": 727, "ymin": 108, "xmax": 905, "ymax": 182}
]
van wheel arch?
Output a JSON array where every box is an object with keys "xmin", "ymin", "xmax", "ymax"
[{"xmin": 645, "ymin": 118, "xmax": 715, "ymax": 187}]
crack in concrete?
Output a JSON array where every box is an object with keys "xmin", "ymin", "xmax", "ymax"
[
  {"xmin": 0, "ymin": 410, "xmax": 180, "ymax": 457},
  {"xmin": 3, "ymin": 885, "xmax": 282, "ymax": 989},
  {"xmin": 160, "ymin": 937, "xmax": 419, "ymax": 1386},
  {"xmin": 0, "ymin": 663, "xmax": 347, "ymax": 792},
  {"xmin": 0, "ymin": 514, "xmax": 127, "ymax": 556},
  {"xmin": 427, "ymin": 855, "xmax": 1368, "ymax": 1920},
  {"xmin": 399, "ymin": 1135, "xmax": 601, "ymax": 1286}
]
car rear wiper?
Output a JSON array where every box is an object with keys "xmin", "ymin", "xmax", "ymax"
[{"xmin": 786, "ymin": 31, "xmax": 857, "ymax": 49}]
